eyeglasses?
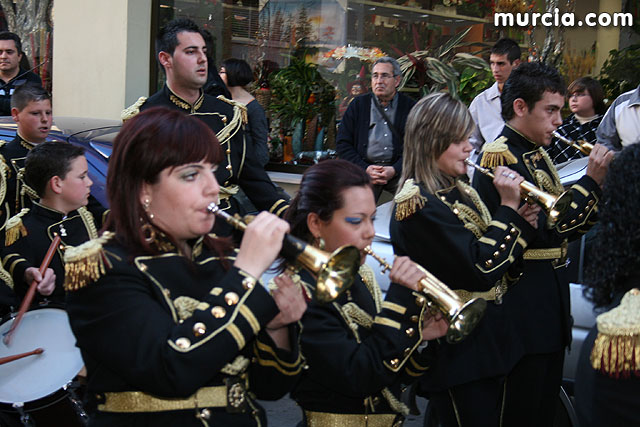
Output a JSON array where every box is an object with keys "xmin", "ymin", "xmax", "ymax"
[
  {"xmin": 371, "ymin": 73, "xmax": 395, "ymax": 80},
  {"xmin": 569, "ymin": 92, "xmax": 588, "ymax": 99}
]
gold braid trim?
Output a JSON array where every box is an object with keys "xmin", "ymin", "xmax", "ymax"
[
  {"xmin": 17, "ymin": 168, "xmax": 38, "ymax": 201},
  {"xmin": 0, "ymin": 263, "xmax": 14, "ymax": 289},
  {"xmin": 479, "ymin": 136, "xmax": 517, "ymax": 168},
  {"xmin": 534, "ymin": 169, "xmax": 564, "ymax": 196},
  {"xmin": 359, "ymin": 264, "xmax": 383, "ymax": 312},
  {"xmin": 381, "ymin": 388, "xmax": 410, "ymax": 416},
  {"xmin": 120, "ymin": 96, "xmax": 147, "ymax": 122},
  {"xmin": 77, "ymin": 206, "xmax": 99, "ymax": 239},
  {"xmin": 0, "ymin": 154, "xmax": 9, "ymax": 212},
  {"xmin": 394, "ymin": 179, "xmax": 427, "ymax": 221},
  {"xmin": 591, "ymin": 288, "xmax": 640, "ymax": 378},
  {"xmin": 217, "ymin": 95, "xmax": 249, "ymax": 125},
  {"xmin": 5, "ymin": 208, "xmax": 29, "ymax": 246},
  {"xmin": 173, "ymin": 296, "xmax": 201, "ymax": 320},
  {"xmin": 437, "ymin": 181, "xmax": 490, "ymax": 239},
  {"xmin": 539, "ymin": 148, "xmax": 564, "ymax": 194},
  {"xmin": 220, "ymin": 355, "xmax": 250, "ymax": 375},
  {"xmin": 64, "ymin": 231, "xmax": 115, "ymax": 291}
]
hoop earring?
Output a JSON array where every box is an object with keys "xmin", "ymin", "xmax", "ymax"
[{"xmin": 141, "ymin": 222, "xmax": 156, "ymax": 244}]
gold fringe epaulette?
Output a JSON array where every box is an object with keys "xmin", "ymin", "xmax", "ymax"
[
  {"xmin": 121, "ymin": 96, "xmax": 148, "ymax": 122},
  {"xmin": 5, "ymin": 208, "xmax": 29, "ymax": 246},
  {"xmin": 216, "ymin": 95, "xmax": 248, "ymax": 125},
  {"xmin": 64, "ymin": 231, "xmax": 115, "ymax": 291},
  {"xmin": 591, "ymin": 288, "xmax": 640, "ymax": 378},
  {"xmin": 479, "ymin": 136, "xmax": 518, "ymax": 168},
  {"xmin": 394, "ymin": 179, "xmax": 427, "ymax": 221}
]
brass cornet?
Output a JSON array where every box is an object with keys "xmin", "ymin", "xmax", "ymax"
[
  {"xmin": 207, "ymin": 203, "xmax": 361, "ymax": 303},
  {"xmin": 552, "ymin": 130, "xmax": 593, "ymax": 155},
  {"xmin": 364, "ymin": 247, "xmax": 487, "ymax": 344},
  {"xmin": 465, "ymin": 159, "xmax": 573, "ymax": 229}
]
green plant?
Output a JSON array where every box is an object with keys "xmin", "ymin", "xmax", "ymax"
[
  {"xmin": 598, "ymin": 44, "xmax": 640, "ymax": 102},
  {"xmin": 457, "ymin": 66, "xmax": 493, "ymax": 106},
  {"xmin": 397, "ymin": 28, "xmax": 490, "ymax": 99},
  {"xmin": 268, "ymin": 53, "xmax": 336, "ymax": 133}
]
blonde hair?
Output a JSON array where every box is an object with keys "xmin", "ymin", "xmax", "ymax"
[{"xmin": 397, "ymin": 92, "xmax": 475, "ymax": 195}]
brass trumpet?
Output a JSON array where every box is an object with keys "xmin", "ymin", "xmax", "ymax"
[
  {"xmin": 465, "ymin": 159, "xmax": 573, "ymax": 229},
  {"xmin": 364, "ymin": 247, "xmax": 487, "ymax": 344},
  {"xmin": 552, "ymin": 131, "xmax": 593, "ymax": 155},
  {"xmin": 207, "ymin": 203, "xmax": 361, "ymax": 303}
]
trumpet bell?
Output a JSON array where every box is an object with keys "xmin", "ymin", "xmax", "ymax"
[
  {"xmin": 445, "ymin": 298, "xmax": 487, "ymax": 343},
  {"xmin": 312, "ymin": 245, "xmax": 361, "ymax": 303},
  {"xmin": 545, "ymin": 190, "xmax": 573, "ymax": 229}
]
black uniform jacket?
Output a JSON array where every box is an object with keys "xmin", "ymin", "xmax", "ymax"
[
  {"xmin": 2, "ymin": 202, "xmax": 102, "ymax": 307},
  {"xmin": 0, "ymin": 134, "xmax": 36, "ymax": 228},
  {"xmin": 292, "ymin": 265, "xmax": 433, "ymax": 417},
  {"xmin": 65, "ymin": 236, "xmax": 302, "ymax": 426},
  {"xmin": 139, "ymin": 85, "xmax": 289, "ymax": 235},
  {"xmin": 472, "ymin": 125, "xmax": 601, "ymax": 356},
  {"xmin": 390, "ymin": 180, "xmax": 536, "ymax": 389}
]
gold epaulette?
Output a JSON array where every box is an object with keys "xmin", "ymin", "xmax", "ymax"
[
  {"xmin": 5, "ymin": 208, "xmax": 29, "ymax": 246},
  {"xmin": 479, "ymin": 136, "xmax": 518, "ymax": 168},
  {"xmin": 394, "ymin": 179, "xmax": 427, "ymax": 221},
  {"xmin": 591, "ymin": 288, "xmax": 640, "ymax": 378},
  {"xmin": 121, "ymin": 96, "xmax": 148, "ymax": 122},
  {"xmin": 216, "ymin": 95, "xmax": 248, "ymax": 125},
  {"xmin": 64, "ymin": 231, "xmax": 115, "ymax": 291}
]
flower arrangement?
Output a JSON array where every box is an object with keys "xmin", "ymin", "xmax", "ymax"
[
  {"xmin": 495, "ymin": 0, "xmax": 528, "ymax": 14},
  {"xmin": 323, "ymin": 45, "xmax": 386, "ymax": 62}
]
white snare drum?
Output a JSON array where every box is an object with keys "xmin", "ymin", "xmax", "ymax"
[{"xmin": 0, "ymin": 307, "xmax": 84, "ymax": 408}]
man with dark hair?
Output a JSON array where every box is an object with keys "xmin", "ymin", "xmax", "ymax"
[
  {"xmin": 0, "ymin": 83, "xmax": 52, "ymax": 229},
  {"xmin": 2, "ymin": 142, "xmax": 102, "ymax": 308},
  {"xmin": 336, "ymin": 56, "xmax": 415, "ymax": 201},
  {"xmin": 468, "ymin": 38, "xmax": 521, "ymax": 157},
  {"xmin": 470, "ymin": 62, "xmax": 613, "ymax": 426},
  {"xmin": 124, "ymin": 18, "xmax": 288, "ymax": 237},
  {"xmin": 0, "ymin": 31, "xmax": 43, "ymax": 116}
]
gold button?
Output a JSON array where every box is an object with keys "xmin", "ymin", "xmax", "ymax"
[
  {"xmin": 389, "ymin": 358, "xmax": 400, "ymax": 368},
  {"xmin": 175, "ymin": 337, "xmax": 191, "ymax": 349},
  {"xmin": 453, "ymin": 208, "xmax": 459, "ymax": 215},
  {"xmin": 570, "ymin": 219, "xmax": 576, "ymax": 225},
  {"xmin": 139, "ymin": 263, "xmax": 148, "ymax": 272},
  {"xmin": 578, "ymin": 213, "xmax": 584, "ymax": 219},
  {"xmin": 410, "ymin": 315, "xmax": 419, "ymax": 323},
  {"xmin": 561, "ymin": 224, "xmax": 568, "ymax": 230},
  {"xmin": 415, "ymin": 295, "xmax": 426, "ymax": 307},
  {"xmin": 403, "ymin": 348, "xmax": 412, "ymax": 357},
  {"xmin": 505, "ymin": 235, "xmax": 512, "ymax": 242},
  {"xmin": 197, "ymin": 408, "xmax": 211, "ymax": 420},
  {"xmin": 226, "ymin": 165, "xmax": 232, "ymax": 171},
  {"xmin": 163, "ymin": 289, "xmax": 171, "ymax": 297},
  {"xmin": 225, "ymin": 292, "xmax": 239, "ymax": 306},
  {"xmin": 226, "ymin": 148, "xmax": 231, "ymax": 154},
  {"xmin": 405, "ymin": 327, "xmax": 415, "ymax": 337},
  {"xmin": 440, "ymin": 196, "xmax": 446, "ymax": 201},
  {"xmin": 485, "ymin": 259, "xmax": 493, "ymax": 268},
  {"xmin": 499, "ymin": 243, "xmax": 507, "ymax": 251},
  {"xmin": 588, "ymin": 200, "xmax": 595, "ymax": 206},
  {"xmin": 193, "ymin": 322, "xmax": 206, "ymax": 337},
  {"xmin": 211, "ymin": 306, "xmax": 226, "ymax": 318},
  {"xmin": 242, "ymin": 276, "xmax": 256, "ymax": 290},
  {"xmin": 493, "ymin": 251, "xmax": 500, "ymax": 258},
  {"xmin": 510, "ymin": 227, "xmax": 517, "ymax": 235}
]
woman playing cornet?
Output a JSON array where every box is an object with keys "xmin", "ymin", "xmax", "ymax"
[
  {"xmin": 277, "ymin": 159, "xmax": 447, "ymax": 426},
  {"xmin": 389, "ymin": 92, "xmax": 539, "ymax": 426}
]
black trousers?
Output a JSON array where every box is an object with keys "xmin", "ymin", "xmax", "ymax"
[{"xmin": 427, "ymin": 351, "xmax": 565, "ymax": 427}]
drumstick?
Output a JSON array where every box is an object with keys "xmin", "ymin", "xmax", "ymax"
[
  {"xmin": 0, "ymin": 348, "xmax": 44, "ymax": 365},
  {"xmin": 3, "ymin": 235, "xmax": 62, "ymax": 346}
]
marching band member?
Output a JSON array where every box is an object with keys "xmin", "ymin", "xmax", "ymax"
[
  {"xmin": 65, "ymin": 107, "xmax": 306, "ymax": 426},
  {"xmin": 282, "ymin": 159, "xmax": 448, "ymax": 426},
  {"xmin": 389, "ymin": 92, "xmax": 539, "ymax": 426}
]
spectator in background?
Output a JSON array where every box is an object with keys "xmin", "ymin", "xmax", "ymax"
[
  {"xmin": 220, "ymin": 58, "xmax": 269, "ymax": 167},
  {"xmin": 336, "ymin": 57, "xmax": 415, "ymax": 201},
  {"xmin": 547, "ymin": 77, "xmax": 606, "ymax": 164},
  {"xmin": 467, "ymin": 39, "xmax": 521, "ymax": 160},
  {"xmin": 596, "ymin": 84, "xmax": 640, "ymax": 151},
  {"xmin": 0, "ymin": 31, "xmax": 43, "ymax": 116}
]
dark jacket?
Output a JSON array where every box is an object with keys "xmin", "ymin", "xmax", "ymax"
[
  {"xmin": 292, "ymin": 265, "xmax": 432, "ymax": 418},
  {"xmin": 66, "ymin": 236, "xmax": 302, "ymax": 426},
  {"xmin": 472, "ymin": 125, "xmax": 601, "ymax": 356},
  {"xmin": 0, "ymin": 69, "xmax": 42, "ymax": 116},
  {"xmin": 336, "ymin": 93, "xmax": 415, "ymax": 175},
  {"xmin": 390, "ymin": 180, "xmax": 535, "ymax": 389}
]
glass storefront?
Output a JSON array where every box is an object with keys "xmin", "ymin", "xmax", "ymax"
[{"xmin": 153, "ymin": 0, "xmax": 500, "ymax": 168}]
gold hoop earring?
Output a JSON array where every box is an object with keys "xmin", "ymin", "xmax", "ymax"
[{"xmin": 141, "ymin": 222, "xmax": 156, "ymax": 244}]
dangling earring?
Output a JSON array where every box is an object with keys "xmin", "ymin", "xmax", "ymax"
[
  {"xmin": 143, "ymin": 198, "xmax": 154, "ymax": 220},
  {"xmin": 315, "ymin": 236, "xmax": 325, "ymax": 250},
  {"xmin": 141, "ymin": 222, "xmax": 156, "ymax": 244}
]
